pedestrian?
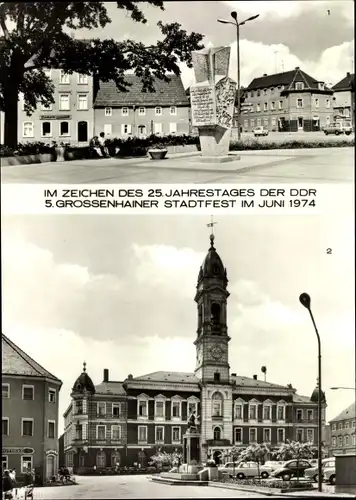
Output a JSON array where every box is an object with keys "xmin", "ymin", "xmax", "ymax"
[
  {"xmin": 98, "ymin": 132, "xmax": 110, "ymax": 157},
  {"xmin": 23, "ymin": 467, "xmax": 34, "ymax": 500},
  {"xmin": 9, "ymin": 469, "xmax": 17, "ymax": 498},
  {"xmin": 3, "ymin": 470, "xmax": 14, "ymax": 499}
]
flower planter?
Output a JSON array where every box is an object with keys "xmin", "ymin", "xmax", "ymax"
[
  {"xmin": 55, "ymin": 146, "xmax": 66, "ymax": 162},
  {"xmin": 148, "ymin": 149, "xmax": 168, "ymax": 160}
]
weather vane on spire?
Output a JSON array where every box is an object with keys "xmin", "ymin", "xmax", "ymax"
[
  {"xmin": 83, "ymin": 361, "xmax": 87, "ymax": 372},
  {"xmin": 207, "ymin": 215, "xmax": 218, "ymax": 247}
]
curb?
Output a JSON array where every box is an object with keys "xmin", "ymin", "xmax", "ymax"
[{"xmin": 208, "ymin": 482, "xmax": 318, "ymax": 497}]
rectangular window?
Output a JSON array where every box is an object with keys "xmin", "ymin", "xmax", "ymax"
[
  {"xmin": 155, "ymin": 426, "xmax": 164, "ymax": 443},
  {"xmin": 235, "ymin": 404, "xmax": 242, "ymax": 420},
  {"xmin": 41, "ymin": 121, "xmax": 52, "ymax": 137},
  {"xmin": 307, "ymin": 428, "xmax": 314, "ymax": 443},
  {"xmin": 41, "ymin": 102, "xmax": 53, "ymax": 111},
  {"xmin": 169, "ymin": 122, "xmax": 177, "ymax": 134},
  {"xmin": 353, "ymin": 435, "xmax": 356, "ymax": 445},
  {"xmin": 112, "ymin": 403, "xmax": 121, "ymax": 417},
  {"xmin": 60, "ymin": 121, "xmax": 70, "ymax": 136},
  {"xmin": 138, "ymin": 426, "xmax": 147, "ymax": 442},
  {"xmin": 353, "ymin": 421, "xmax": 356, "ymax": 428},
  {"xmin": 97, "ymin": 425, "xmax": 106, "ymax": 440},
  {"xmin": 23, "ymin": 121, "xmax": 34, "ymax": 138},
  {"xmin": 263, "ymin": 102, "xmax": 268, "ymax": 111},
  {"xmin": 339, "ymin": 436, "xmax": 343, "ymax": 446},
  {"xmin": 295, "ymin": 82, "xmax": 304, "ymax": 90},
  {"xmin": 326, "ymin": 99, "xmax": 330, "ymax": 108},
  {"xmin": 2, "ymin": 384, "xmax": 9, "ymax": 399},
  {"xmin": 59, "ymin": 94, "xmax": 70, "ymax": 110},
  {"xmin": 272, "ymin": 118, "xmax": 276, "ymax": 126},
  {"xmin": 235, "ymin": 428, "xmax": 242, "ymax": 443},
  {"xmin": 48, "ymin": 420, "xmax": 55, "ymax": 439},
  {"xmin": 105, "ymin": 107, "xmax": 112, "ymax": 116},
  {"xmin": 22, "ymin": 385, "xmax": 34, "ymax": 400},
  {"xmin": 296, "ymin": 409, "xmax": 303, "ymax": 421},
  {"xmin": 263, "ymin": 89, "xmax": 267, "ymax": 95},
  {"xmin": 212, "ymin": 401, "xmax": 221, "ymax": 417},
  {"xmin": 277, "ymin": 428, "xmax": 285, "ymax": 443},
  {"xmin": 345, "ymin": 422, "xmax": 349, "ymax": 429},
  {"xmin": 332, "ymin": 424, "xmax": 336, "ymax": 431},
  {"xmin": 244, "ymin": 119, "xmax": 248, "ymax": 128},
  {"xmin": 307, "ymin": 410, "xmax": 313, "ymax": 421},
  {"xmin": 104, "ymin": 124, "xmax": 112, "ymax": 136},
  {"xmin": 59, "ymin": 70, "xmax": 70, "ymax": 84},
  {"xmin": 214, "ymin": 372, "xmax": 220, "ymax": 382},
  {"xmin": 251, "ymin": 119, "xmax": 255, "ymax": 127},
  {"xmin": 257, "ymin": 118, "xmax": 261, "ymax": 126},
  {"xmin": 2, "ymin": 418, "xmax": 9, "ymax": 435},
  {"xmin": 263, "ymin": 428, "xmax": 271, "ymax": 442},
  {"xmin": 297, "ymin": 98, "xmax": 303, "ymax": 108},
  {"xmin": 2, "ymin": 456, "xmax": 8, "ymax": 470},
  {"xmin": 97, "ymin": 402, "xmax": 106, "ymax": 416},
  {"xmin": 75, "ymin": 424, "xmax": 82, "ymax": 440},
  {"xmin": 257, "ymin": 90, "xmax": 261, "ymax": 96},
  {"xmin": 249, "ymin": 428, "xmax": 257, "ymax": 443},
  {"xmin": 332, "ymin": 436, "xmax": 336, "ymax": 446},
  {"xmin": 138, "ymin": 400, "xmax": 147, "ymax": 417},
  {"xmin": 155, "ymin": 401, "xmax": 165, "ymax": 418},
  {"xmin": 297, "ymin": 428, "xmax": 303, "ymax": 442},
  {"xmin": 22, "ymin": 419, "xmax": 34, "ymax": 436},
  {"xmin": 138, "ymin": 106, "xmax": 146, "ymax": 116},
  {"xmin": 263, "ymin": 406, "xmax": 271, "ymax": 420},
  {"xmin": 122, "ymin": 124, "xmax": 132, "ymax": 135},
  {"xmin": 154, "ymin": 122, "xmax": 162, "ymax": 135},
  {"xmin": 48, "ymin": 389, "xmax": 56, "ymax": 403},
  {"xmin": 21, "ymin": 456, "xmax": 33, "ymax": 474},
  {"xmin": 155, "ymin": 106, "xmax": 162, "ymax": 116},
  {"xmin": 256, "ymin": 104, "xmax": 261, "ymax": 112},
  {"xmin": 170, "ymin": 106, "xmax": 177, "ymax": 115},
  {"xmin": 112, "ymin": 425, "xmax": 121, "ymax": 440},
  {"xmin": 278, "ymin": 100, "xmax": 283, "ymax": 110},
  {"xmin": 270, "ymin": 87, "xmax": 275, "ymax": 94},
  {"xmin": 172, "ymin": 427, "xmax": 181, "ymax": 442},
  {"xmin": 172, "ymin": 401, "xmax": 181, "ymax": 418},
  {"xmin": 188, "ymin": 402, "xmax": 197, "ymax": 416},
  {"xmin": 78, "ymin": 74, "xmax": 88, "ymax": 85},
  {"xmin": 77, "ymin": 94, "xmax": 88, "ymax": 110},
  {"xmin": 270, "ymin": 101, "xmax": 275, "ymax": 110},
  {"xmin": 249, "ymin": 405, "xmax": 257, "ymax": 420},
  {"xmin": 315, "ymin": 98, "xmax": 319, "ymax": 108},
  {"xmin": 122, "ymin": 107, "xmax": 129, "ymax": 116},
  {"xmin": 277, "ymin": 405, "xmax": 285, "ymax": 420}
]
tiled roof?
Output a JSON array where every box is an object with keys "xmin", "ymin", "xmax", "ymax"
[
  {"xmin": 2, "ymin": 333, "xmax": 61, "ymax": 382},
  {"xmin": 293, "ymin": 394, "xmax": 312, "ymax": 403},
  {"xmin": 329, "ymin": 401, "xmax": 356, "ymax": 422},
  {"xmin": 132, "ymin": 371, "xmax": 200, "ymax": 384},
  {"xmin": 94, "ymin": 74, "xmax": 189, "ymax": 107},
  {"xmin": 247, "ymin": 68, "xmax": 320, "ymax": 91},
  {"xmin": 233, "ymin": 375, "xmax": 289, "ymax": 390},
  {"xmin": 94, "ymin": 381, "xmax": 126, "ymax": 395},
  {"xmin": 332, "ymin": 73, "xmax": 354, "ymax": 91}
]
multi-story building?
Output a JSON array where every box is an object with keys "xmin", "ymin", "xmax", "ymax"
[
  {"xmin": 332, "ymin": 72, "xmax": 355, "ymax": 127},
  {"xmin": 243, "ymin": 67, "xmax": 333, "ymax": 133},
  {"xmin": 329, "ymin": 402, "xmax": 356, "ymax": 456},
  {"xmin": 2, "ymin": 334, "xmax": 62, "ymax": 481},
  {"xmin": 18, "ymin": 69, "xmax": 94, "ymax": 145},
  {"xmin": 63, "ymin": 234, "xmax": 326, "ymax": 472},
  {"xmin": 93, "ymin": 74, "xmax": 190, "ymax": 138}
]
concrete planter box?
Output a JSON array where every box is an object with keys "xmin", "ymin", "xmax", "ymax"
[
  {"xmin": 148, "ymin": 148, "xmax": 168, "ymax": 160},
  {"xmin": 166, "ymin": 144, "xmax": 199, "ymax": 154},
  {"xmin": 207, "ymin": 467, "xmax": 219, "ymax": 481},
  {"xmin": 1, "ymin": 153, "xmax": 53, "ymax": 166}
]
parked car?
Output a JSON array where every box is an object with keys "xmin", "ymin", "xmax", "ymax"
[
  {"xmin": 323, "ymin": 122, "xmax": 353, "ymax": 135},
  {"xmin": 264, "ymin": 460, "xmax": 285, "ymax": 471},
  {"xmin": 233, "ymin": 461, "xmax": 273, "ymax": 479},
  {"xmin": 218, "ymin": 462, "xmax": 240, "ymax": 475},
  {"xmin": 271, "ymin": 459, "xmax": 313, "ymax": 480},
  {"xmin": 304, "ymin": 458, "xmax": 335, "ymax": 483},
  {"xmin": 253, "ymin": 126, "xmax": 269, "ymax": 137},
  {"xmin": 323, "ymin": 463, "xmax": 336, "ymax": 485}
]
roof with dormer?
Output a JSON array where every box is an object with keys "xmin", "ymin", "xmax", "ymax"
[
  {"xmin": 247, "ymin": 68, "xmax": 329, "ymax": 92},
  {"xmin": 130, "ymin": 371, "xmax": 200, "ymax": 384},
  {"xmin": 94, "ymin": 381, "xmax": 126, "ymax": 395},
  {"xmin": 2, "ymin": 333, "xmax": 62, "ymax": 383},
  {"xmin": 329, "ymin": 402, "xmax": 356, "ymax": 423},
  {"xmin": 94, "ymin": 74, "xmax": 189, "ymax": 107}
]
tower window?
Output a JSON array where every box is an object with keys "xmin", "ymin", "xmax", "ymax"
[
  {"xmin": 214, "ymin": 372, "xmax": 220, "ymax": 382},
  {"xmin": 213, "ymin": 265, "xmax": 220, "ymax": 274},
  {"xmin": 198, "ymin": 304, "xmax": 203, "ymax": 332},
  {"xmin": 211, "ymin": 303, "xmax": 221, "ymax": 327}
]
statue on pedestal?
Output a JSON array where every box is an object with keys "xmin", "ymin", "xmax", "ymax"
[{"xmin": 187, "ymin": 411, "xmax": 200, "ymax": 432}]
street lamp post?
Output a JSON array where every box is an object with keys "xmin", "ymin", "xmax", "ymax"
[
  {"xmin": 299, "ymin": 293, "xmax": 323, "ymax": 493},
  {"xmin": 217, "ymin": 12, "xmax": 259, "ymax": 142}
]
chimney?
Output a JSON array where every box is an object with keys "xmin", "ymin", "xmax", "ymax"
[
  {"xmin": 347, "ymin": 72, "xmax": 350, "ymax": 76},
  {"xmin": 231, "ymin": 373, "xmax": 237, "ymax": 377},
  {"xmin": 263, "ymin": 73, "xmax": 267, "ymax": 77},
  {"xmin": 103, "ymin": 369, "xmax": 109, "ymax": 382},
  {"xmin": 253, "ymin": 374, "xmax": 258, "ymax": 380},
  {"xmin": 295, "ymin": 66, "xmax": 300, "ymax": 70},
  {"xmin": 128, "ymin": 374, "xmax": 133, "ymax": 380}
]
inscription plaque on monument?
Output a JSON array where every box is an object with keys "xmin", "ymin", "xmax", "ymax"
[{"xmin": 190, "ymin": 86, "xmax": 216, "ymax": 127}]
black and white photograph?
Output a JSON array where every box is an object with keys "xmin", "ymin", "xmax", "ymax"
[
  {"xmin": 0, "ymin": 0, "xmax": 354, "ymax": 184},
  {"xmin": 1, "ymin": 1, "xmax": 355, "ymax": 500}
]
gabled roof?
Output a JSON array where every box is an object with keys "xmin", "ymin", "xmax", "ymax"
[
  {"xmin": 94, "ymin": 74, "xmax": 189, "ymax": 107},
  {"xmin": 247, "ymin": 68, "xmax": 321, "ymax": 91},
  {"xmin": 94, "ymin": 381, "xmax": 126, "ymax": 395},
  {"xmin": 131, "ymin": 371, "xmax": 200, "ymax": 384},
  {"xmin": 2, "ymin": 333, "xmax": 61, "ymax": 383},
  {"xmin": 329, "ymin": 401, "xmax": 356, "ymax": 422},
  {"xmin": 332, "ymin": 73, "xmax": 354, "ymax": 91}
]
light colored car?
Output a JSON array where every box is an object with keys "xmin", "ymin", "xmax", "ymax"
[
  {"xmin": 304, "ymin": 458, "xmax": 335, "ymax": 482},
  {"xmin": 323, "ymin": 122, "xmax": 353, "ymax": 135},
  {"xmin": 253, "ymin": 126, "xmax": 269, "ymax": 137},
  {"xmin": 234, "ymin": 461, "xmax": 273, "ymax": 479},
  {"xmin": 218, "ymin": 462, "xmax": 240, "ymax": 475},
  {"xmin": 264, "ymin": 460, "xmax": 285, "ymax": 471},
  {"xmin": 323, "ymin": 464, "xmax": 336, "ymax": 485}
]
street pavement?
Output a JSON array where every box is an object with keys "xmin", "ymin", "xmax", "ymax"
[
  {"xmin": 1, "ymin": 147, "xmax": 354, "ymax": 184},
  {"xmin": 29, "ymin": 475, "xmax": 275, "ymax": 499}
]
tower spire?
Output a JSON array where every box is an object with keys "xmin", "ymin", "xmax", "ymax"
[{"xmin": 207, "ymin": 215, "xmax": 218, "ymax": 248}]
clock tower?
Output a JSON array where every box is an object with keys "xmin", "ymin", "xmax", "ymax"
[{"xmin": 194, "ymin": 233, "xmax": 230, "ymax": 383}]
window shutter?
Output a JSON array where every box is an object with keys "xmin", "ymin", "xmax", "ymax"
[
  {"xmin": 148, "ymin": 400, "xmax": 154, "ymax": 420},
  {"xmin": 165, "ymin": 401, "xmax": 171, "ymax": 420},
  {"xmin": 243, "ymin": 403, "xmax": 248, "ymax": 422},
  {"xmin": 272, "ymin": 404, "xmax": 277, "ymax": 422},
  {"xmin": 121, "ymin": 124, "xmax": 125, "ymax": 135},
  {"xmin": 128, "ymin": 124, "xmax": 132, "ymax": 134},
  {"xmin": 258, "ymin": 404, "xmax": 263, "ymax": 422},
  {"xmin": 182, "ymin": 401, "xmax": 187, "ymax": 421}
]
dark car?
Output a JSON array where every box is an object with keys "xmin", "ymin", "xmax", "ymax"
[{"xmin": 271, "ymin": 459, "xmax": 313, "ymax": 480}]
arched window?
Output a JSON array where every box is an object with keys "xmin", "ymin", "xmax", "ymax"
[
  {"xmin": 212, "ymin": 392, "xmax": 223, "ymax": 417},
  {"xmin": 211, "ymin": 303, "xmax": 221, "ymax": 328},
  {"xmin": 213, "ymin": 426, "xmax": 222, "ymax": 440},
  {"xmin": 96, "ymin": 450, "xmax": 106, "ymax": 468},
  {"xmin": 198, "ymin": 304, "xmax": 203, "ymax": 332},
  {"xmin": 111, "ymin": 451, "xmax": 121, "ymax": 467}
]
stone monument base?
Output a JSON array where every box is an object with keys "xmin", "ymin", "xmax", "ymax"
[{"xmin": 194, "ymin": 154, "xmax": 241, "ymax": 163}]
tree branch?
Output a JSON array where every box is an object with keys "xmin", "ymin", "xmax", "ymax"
[{"xmin": 0, "ymin": 4, "xmax": 10, "ymax": 40}]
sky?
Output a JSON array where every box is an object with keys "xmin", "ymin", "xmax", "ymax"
[
  {"xmin": 71, "ymin": 0, "xmax": 355, "ymax": 88},
  {"xmin": 2, "ymin": 214, "xmax": 355, "ymax": 435}
]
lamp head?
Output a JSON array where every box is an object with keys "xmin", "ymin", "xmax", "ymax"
[
  {"xmin": 231, "ymin": 11, "xmax": 238, "ymax": 21},
  {"xmin": 299, "ymin": 292, "xmax": 311, "ymax": 309}
]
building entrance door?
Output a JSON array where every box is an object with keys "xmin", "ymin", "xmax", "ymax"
[
  {"xmin": 297, "ymin": 117, "xmax": 304, "ymax": 130},
  {"xmin": 213, "ymin": 450, "xmax": 222, "ymax": 465},
  {"xmin": 47, "ymin": 455, "xmax": 55, "ymax": 479},
  {"xmin": 78, "ymin": 121, "xmax": 88, "ymax": 142}
]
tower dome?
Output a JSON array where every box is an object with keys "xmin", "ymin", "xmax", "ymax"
[
  {"xmin": 198, "ymin": 234, "xmax": 227, "ymax": 283},
  {"xmin": 72, "ymin": 361, "xmax": 95, "ymax": 395},
  {"xmin": 310, "ymin": 380, "xmax": 326, "ymax": 403}
]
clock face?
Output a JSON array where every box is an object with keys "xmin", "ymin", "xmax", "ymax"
[{"xmin": 210, "ymin": 345, "xmax": 223, "ymax": 360}]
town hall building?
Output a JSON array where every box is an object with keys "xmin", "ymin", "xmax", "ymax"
[{"xmin": 63, "ymin": 234, "xmax": 326, "ymax": 472}]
